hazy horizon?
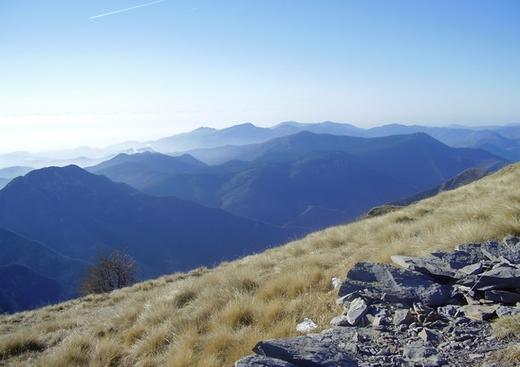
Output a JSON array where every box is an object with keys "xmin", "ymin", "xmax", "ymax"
[
  {"xmin": 2, "ymin": 120, "xmax": 520, "ymax": 154},
  {"xmin": 1, "ymin": 0, "xmax": 519, "ymax": 152}
]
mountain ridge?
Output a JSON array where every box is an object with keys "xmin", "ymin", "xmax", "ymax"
[{"xmin": 94, "ymin": 132, "xmax": 507, "ymax": 231}]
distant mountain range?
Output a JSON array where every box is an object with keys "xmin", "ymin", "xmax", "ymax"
[
  {"xmin": 166, "ymin": 121, "xmax": 520, "ymax": 163},
  {"xmin": 1, "ymin": 122, "xmax": 519, "ymax": 169},
  {"xmin": 91, "ymin": 132, "xmax": 507, "ymax": 230}
]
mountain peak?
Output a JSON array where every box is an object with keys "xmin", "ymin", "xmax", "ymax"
[
  {"xmin": 224, "ymin": 122, "xmax": 258, "ymax": 131},
  {"xmin": 2, "ymin": 165, "xmax": 137, "ymax": 198}
]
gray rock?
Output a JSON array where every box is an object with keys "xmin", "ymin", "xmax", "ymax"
[
  {"xmin": 253, "ymin": 333, "xmax": 358, "ymax": 367},
  {"xmin": 296, "ymin": 318, "xmax": 317, "ymax": 333},
  {"xmin": 454, "ymin": 316, "xmax": 471, "ymax": 325},
  {"xmin": 339, "ymin": 262, "xmax": 454, "ymax": 306},
  {"xmin": 437, "ymin": 305, "xmax": 460, "ymax": 319},
  {"xmin": 391, "ymin": 254, "xmax": 458, "ymax": 281},
  {"xmin": 235, "ymin": 355, "xmax": 298, "ymax": 367},
  {"xmin": 431, "ymin": 248, "xmax": 486, "ymax": 267},
  {"xmin": 424, "ymin": 319, "xmax": 448, "ymax": 329},
  {"xmin": 459, "ymin": 304, "xmax": 498, "ymax": 321},
  {"xmin": 424, "ymin": 355, "xmax": 448, "ymax": 367},
  {"xmin": 336, "ymin": 290, "xmax": 364, "ymax": 306},
  {"xmin": 503, "ymin": 235, "xmax": 520, "ymax": 247},
  {"xmin": 457, "ymin": 262, "xmax": 486, "ymax": 276},
  {"xmin": 457, "ymin": 266, "xmax": 520, "ymax": 291},
  {"xmin": 393, "ymin": 308, "xmax": 413, "ymax": 326},
  {"xmin": 330, "ymin": 315, "xmax": 350, "ymax": 327},
  {"xmin": 419, "ymin": 328, "xmax": 443, "ymax": 344},
  {"xmin": 370, "ymin": 315, "xmax": 388, "ymax": 327},
  {"xmin": 485, "ymin": 290, "xmax": 520, "ymax": 304},
  {"xmin": 450, "ymin": 284, "xmax": 478, "ymax": 305},
  {"xmin": 346, "ymin": 298, "xmax": 368, "ymax": 326},
  {"xmin": 496, "ymin": 305, "xmax": 520, "ymax": 317},
  {"xmin": 481, "ymin": 239, "xmax": 520, "ymax": 263},
  {"xmin": 402, "ymin": 341, "xmax": 437, "ymax": 360},
  {"xmin": 455, "ymin": 242, "xmax": 490, "ymax": 257},
  {"xmin": 413, "ymin": 302, "xmax": 434, "ymax": 320}
]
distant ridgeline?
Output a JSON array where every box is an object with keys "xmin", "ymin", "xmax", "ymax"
[{"xmin": 89, "ymin": 132, "xmax": 507, "ymax": 231}]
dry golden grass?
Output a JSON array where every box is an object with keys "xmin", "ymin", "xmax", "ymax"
[
  {"xmin": 492, "ymin": 344, "xmax": 520, "ymax": 366},
  {"xmin": 494, "ymin": 313, "xmax": 520, "ymax": 340},
  {"xmin": 1, "ymin": 163, "xmax": 520, "ymax": 366},
  {"xmin": 492, "ymin": 313, "xmax": 520, "ymax": 365}
]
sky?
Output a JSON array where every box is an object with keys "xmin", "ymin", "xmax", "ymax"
[{"xmin": 1, "ymin": 0, "xmax": 519, "ymax": 152}]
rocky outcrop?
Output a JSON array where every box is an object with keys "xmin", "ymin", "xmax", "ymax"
[
  {"xmin": 338, "ymin": 262, "xmax": 453, "ymax": 306},
  {"xmin": 235, "ymin": 236, "xmax": 520, "ymax": 367}
]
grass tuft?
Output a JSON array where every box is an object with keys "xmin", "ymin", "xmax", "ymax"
[{"xmin": 0, "ymin": 332, "xmax": 46, "ymax": 359}]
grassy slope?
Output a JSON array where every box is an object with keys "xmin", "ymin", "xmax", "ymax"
[{"xmin": 1, "ymin": 163, "xmax": 520, "ymax": 367}]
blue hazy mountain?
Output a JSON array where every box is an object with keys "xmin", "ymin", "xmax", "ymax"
[
  {"xmin": 88, "ymin": 152, "xmax": 207, "ymax": 191},
  {"xmin": 0, "ymin": 264, "xmax": 61, "ymax": 313},
  {"xmin": 97, "ymin": 132, "xmax": 507, "ymax": 230},
  {"xmin": 0, "ymin": 227, "xmax": 87, "ymax": 297},
  {"xmin": 1, "ymin": 122, "xmax": 518, "ymax": 170},
  {"xmin": 0, "ymin": 166, "xmax": 294, "ymax": 286},
  {"xmin": 365, "ymin": 124, "xmax": 520, "ymax": 161},
  {"xmin": 148, "ymin": 122, "xmax": 520, "ymax": 162},
  {"xmin": 148, "ymin": 121, "xmax": 361, "ymax": 152},
  {"xmin": 0, "ymin": 227, "xmax": 87, "ymax": 312},
  {"xmin": 149, "ymin": 121, "xmax": 366, "ymax": 153}
]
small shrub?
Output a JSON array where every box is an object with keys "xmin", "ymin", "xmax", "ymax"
[{"xmin": 80, "ymin": 250, "xmax": 138, "ymax": 296}]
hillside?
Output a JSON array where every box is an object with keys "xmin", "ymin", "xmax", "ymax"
[
  {"xmin": 0, "ymin": 166, "xmax": 294, "ymax": 306},
  {"xmin": 0, "ymin": 265, "xmax": 61, "ymax": 314},
  {"xmin": 0, "ymin": 228, "xmax": 87, "ymax": 309},
  {"xmin": 1, "ymin": 163, "xmax": 519, "ymax": 366}
]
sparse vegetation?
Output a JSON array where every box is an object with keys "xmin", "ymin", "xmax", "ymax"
[
  {"xmin": 1, "ymin": 163, "xmax": 519, "ymax": 366},
  {"xmin": 0, "ymin": 331, "xmax": 46, "ymax": 360},
  {"xmin": 79, "ymin": 250, "xmax": 137, "ymax": 296}
]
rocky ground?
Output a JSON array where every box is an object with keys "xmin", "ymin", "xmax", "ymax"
[{"xmin": 235, "ymin": 236, "xmax": 520, "ymax": 367}]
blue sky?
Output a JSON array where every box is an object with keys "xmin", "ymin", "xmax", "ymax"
[{"xmin": 1, "ymin": 0, "xmax": 519, "ymax": 152}]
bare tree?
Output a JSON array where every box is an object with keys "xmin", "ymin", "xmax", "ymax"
[{"xmin": 80, "ymin": 250, "xmax": 138, "ymax": 296}]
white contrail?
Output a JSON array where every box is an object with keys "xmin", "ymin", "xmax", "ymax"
[{"xmin": 89, "ymin": 0, "xmax": 166, "ymax": 20}]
